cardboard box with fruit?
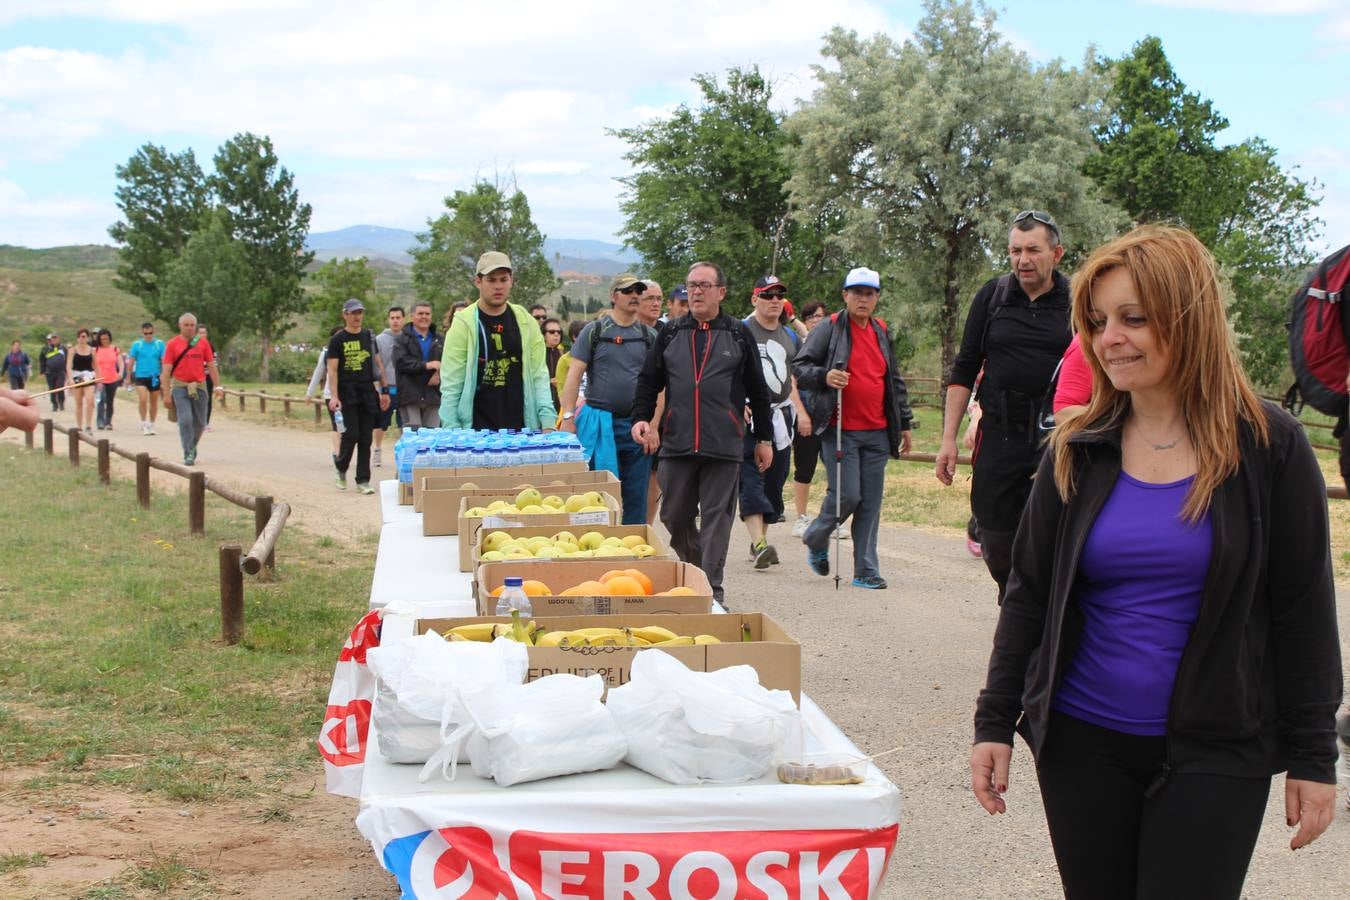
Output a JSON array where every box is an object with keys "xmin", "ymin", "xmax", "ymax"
[
  {"xmin": 453, "ymin": 490, "xmax": 621, "ymax": 545},
  {"xmin": 407, "ymin": 461, "xmax": 588, "ymax": 508},
  {"xmin": 473, "ymin": 558, "xmax": 712, "ymax": 615},
  {"xmin": 465, "ymin": 524, "xmax": 670, "ymax": 572}
]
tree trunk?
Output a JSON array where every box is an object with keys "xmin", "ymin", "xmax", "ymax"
[
  {"xmin": 259, "ymin": 325, "xmax": 272, "ymax": 383},
  {"xmin": 938, "ymin": 241, "xmax": 964, "ymax": 400}
]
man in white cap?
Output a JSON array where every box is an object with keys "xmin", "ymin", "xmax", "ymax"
[
  {"xmin": 438, "ymin": 250, "xmax": 556, "ymax": 430},
  {"xmin": 792, "ymin": 266, "xmax": 913, "ymax": 589}
]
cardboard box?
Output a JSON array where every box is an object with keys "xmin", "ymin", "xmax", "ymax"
[
  {"xmin": 421, "ymin": 470, "xmax": 623, "ymax": 535},
  {"xmin": 399, "ymin": 482, "xmax": 414, "ymax": 505},
  {"xmin": 454, "ymin": 493, "xmax": 621, "ymax": 560},
  {"xmin": 412, "ymin": 462, "xmax": 588, "ymax": 510},
  {"xmin": 474, "ymin": 557, "xmax": 708, "ymax": 614},
  {"xmin": 415, "ymin": 612, "xmax": 801, "ymax": 703},
  {"xmin": 466, "ymin": 523, "xmax": 671, "ymax": 573}
]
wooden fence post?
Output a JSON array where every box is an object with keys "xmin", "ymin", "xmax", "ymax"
[
  {"xmin": 283, "ymin": 398, "xmax": 291, "ymax": 418},
  {"xmin": 43, "ymin": 419, "xmax": 54, "ymax": 454},
  {"xmin": 68, "ymin": 429, "xmax": 79, "ymax": 466},
  {"xmin": 136, "ymin": 452, "xmax": 151, "ymax": 508},
  {"xmin": 219, "ymin": 542, "xmax": 244, "ymax": 645},
  {"xmin": 254, "ymin": 496, "xmax": 275, "ymax": 580},
  {"xmin": 24, "ymin": 426, "xmax": 33, "ymax": 448},
  {"xmin": 97, "ymin": 439, "xmax": 110, "ymax": 484},
  {"xmin": 259, "ymin": 393, "xmax": 267, "ymax": 414},
  {"xmin": 189, "ymin": 470, "xmax": 206, "ymax": 536},
  {"xmin": 313, "ymin": 401, "xmax": 322, "ymax": 426}
]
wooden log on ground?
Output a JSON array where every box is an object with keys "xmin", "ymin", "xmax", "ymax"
[
  {"xmin": 253, "ymin": 496, "xmax": 275, "ymax": 578},
  {"xmin": 242, "ymin": 502, "xmax": 289, "ymax": 576},
  {"xmin": 188, "ymin": 470, "xmax": 206, "ymax": 536},
  {"xmin": 135, "ymin": 452, "xmax": 152, "ymax": 507},
  {"xmin": 219, "ymin": 542, "xmax": 244, "ymax": 645},
  {"xmin": 258, "ymin": 393, "xmax": 266, "ymax": 414},
  {"xmin": 97, "ymin": 439, "xmax": 110, "ymax": 484}
]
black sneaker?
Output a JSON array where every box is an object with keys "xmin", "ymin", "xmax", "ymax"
[
  {"xmin": 807, "ymin": 548, "xmax": 829, "ymax": 576},
  {"xmin": 852, "ymin": 575, "xmax": 888, "ymax": 590},
  {"xmin": 752, "ymin": 540, "xmax": 778, "ymax": 570}
]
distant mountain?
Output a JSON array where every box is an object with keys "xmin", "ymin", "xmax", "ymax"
[{"xmin": 304, "ymin": 226, "xmax": 642, "ymax": 274}]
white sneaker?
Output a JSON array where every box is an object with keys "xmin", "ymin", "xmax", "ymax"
[
  {"xmin": 147, "ymin": 423, "xmax": 156, "ymax": 435},
  {"xmin": 142, "ymin": 422, "xmax": 152, "ymax": 435},
  {"xmin": 791, "ymin": 515, "xmax": 812, "ymax": 538},
  {"xmin": 835, "ymin": 523, "xmax": 851, "ymax": 541}
]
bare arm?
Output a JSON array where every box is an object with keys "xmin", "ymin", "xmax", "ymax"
[
  {"xmin": 557, "ymin": 358, "xmax": 588, "ymax": 434},
  {"xmin": 935, "ymin": 383, "xmax": 973, "ymax": 485}
]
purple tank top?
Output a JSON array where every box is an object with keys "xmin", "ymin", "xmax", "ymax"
[{"xmin": 1052, "ymin": 471, "xmax": 1212, "ymax": 736}]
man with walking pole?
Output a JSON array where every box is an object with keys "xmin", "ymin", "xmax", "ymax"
[{"xmin": 793, "ymin": 267, "xmax": 913, "ymax": 590}]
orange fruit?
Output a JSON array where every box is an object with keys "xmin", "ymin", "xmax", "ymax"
[
  {"xmin": 490, "ymin": 585, "xmax": 506, "ymax": 597},
  {"xmin": 557, "ymin": 585, "xmax": 588, "ymax": 596},
  {"xmin": 664, "ymin": 585, "xmax": 697, "ymax": 595},
  {"xmin": 620, "ymin": 569, "xmax": 653, "ymax": 595},
  {"xmin": 604, "ymin": 575, "xmax": 645, "ymax": 596},
  {"xmin": 598, "ymin": 569, "xmax": 628, "ymax": 584},
  {"xmin": 560, "ymin": 580, "xmax": 608, "ymax": 596},
  {"xmin": 522, "ymin": 580, "xmax": 552, "ymax": 597}
]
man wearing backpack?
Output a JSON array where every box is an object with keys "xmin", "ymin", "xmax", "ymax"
[
  {"xmin": 161, "ymin": 312, "xmax": 222, "ymax": 467},
  {"xmin": 325, "ymin": 298, "xmax": 392, "ymax": 494},
  {"xmin": 632, "ymin": 262, "xmax": 774, "ymax": 609},
  {"xmin": 739, "ymin": 275, "xmax": 811, "ymax": 569},
  {"xmin": 559, "ymin": 274, "xmax": 660, "ymax": 524},
  {"xmin": 934, "ymin": 210, "xmax": 1072, "ymax": 602}
]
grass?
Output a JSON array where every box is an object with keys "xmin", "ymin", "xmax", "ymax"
[
  {"xmin": 0, "ymin": 446, "xmax": 374, "ymax": 803},
  {"xmin": 0, "ymin": 854, "xmax": 47, "ymax": 875}
]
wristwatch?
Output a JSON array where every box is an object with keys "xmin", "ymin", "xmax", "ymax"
[{"xmin": 561, "ymin": 411, "xmax": 575, "ymax": 420}]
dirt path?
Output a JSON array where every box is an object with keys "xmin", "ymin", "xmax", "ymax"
[{"xmin": 1, "ymin": 403, "xmax": 1347, "ymax": 898}]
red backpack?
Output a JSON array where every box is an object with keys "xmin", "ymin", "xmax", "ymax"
[{"xmin": 1285, "ymin": 244, "xmax": 1350, "ymax": 418}]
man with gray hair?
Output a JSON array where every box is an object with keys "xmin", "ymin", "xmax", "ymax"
[
  {"xmin": 392, "ymin": 300, "xmax": 444, "ymax": 430},
  {"xmin": 160, "ymin": 312, "xmax": 222, "ymax": 466}
]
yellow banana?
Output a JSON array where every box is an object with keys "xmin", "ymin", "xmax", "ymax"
[
  {"xmin": 510, "ymin": 609, "xmax": 530, "ymax": 644},
  {"xmin": 447, "ymin": 633, "xmax": 472, "ymax": 642},
  {"xmin": 629, "ymin": 625, "xmax": 679, "ymax": 644},
  {"xmin": 651, "ymin": 635, "xmax": 695, "ymax": 647},
  {"xmin": 693, "ymin": 634, "xmax": 722, "ymax": 645},
  {"xmin": 492, "ymin": 623, "xmax": 515, "ymax": 640},
  {"xmin": 535, "ymin": 630, "xmax": 568, "ymax": 647},
  {"xmin": 447, "ymin": 623, "xmax": 497, "ymax": 642},
  {"xmin": 568, "ymin": 627, "xmax": 628, "ymax": 639}
]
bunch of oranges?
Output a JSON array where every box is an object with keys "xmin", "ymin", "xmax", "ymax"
[{"xmin": 489, "ymin": 569, "xmax": 701, "ymax": 598}]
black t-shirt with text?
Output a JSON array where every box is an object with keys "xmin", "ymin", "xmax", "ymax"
[
  {"xmin": 474, "ymin": 309, "xmax": 525, "ymax": 430},
  {"xmin": 327, "ymin": 329, "xmax": 377, "ymax": 393}
]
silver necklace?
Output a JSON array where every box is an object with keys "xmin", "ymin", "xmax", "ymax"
[{"xmin": 1133, "ymin": 421, "xmax": 1182, "ymax": 451}]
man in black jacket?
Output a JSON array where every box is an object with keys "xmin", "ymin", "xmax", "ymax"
[
  {"xmin": 37, "ymin": 334, "xmax": 67, "ymax": 411},
  {"xmin": 632, "ymin": 261, "xmax": 773, "ymax": 609},
  {"xmin": 792, "ymin": 267, "xmax": 913, "ymax": 590},
  {"xmin": 391, "ymin": 300, "xmax": 444, "ymax": 430},
  {"xmin": 936, "ymin": 211, "xmax": 1072, "ymax": 602}
]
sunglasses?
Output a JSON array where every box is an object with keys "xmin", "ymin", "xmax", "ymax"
[
  {"xmin": 1014, "ymin": 209, "xmax": 1058, "ymax": 228},
  {"xmin": 544, "ymin": 329, "xmax": 562, "ymax": 335},
  {"xmin": 533, "ymin": 314, "xmax": 547, "ymax": 321},
  {"xmin": 759, "ymin": 291, "xmax": 786, "ymax": 299},
  {"xmin": 617, "ymin": 286, "xmax": 645, "ymax": 295}
]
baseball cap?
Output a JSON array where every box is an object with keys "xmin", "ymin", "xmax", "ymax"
[
  {"xmin": 669, "ymin": 284, "xmax": 688, "ymax": 301},
  {"xmin": 753, "ymin": 275, "xmax": 788, "ymax": 295},
  {"xmin": 610, "ymin": 273, "xmax": 647, "ymax": 293},
  {"xmin": 46, "ymin": 332, "xmax": 57, "ymax": 339},
  {"xmin": 342, "ymin": 298, "xmax": 366, "ymax": 313},
  {"xmin": 475, "ymin": 251, "xmax": 513, "ymax": 275},
  {"xmin": 843, "ymin": 267, "xmax": 881, "ymax": 290}
]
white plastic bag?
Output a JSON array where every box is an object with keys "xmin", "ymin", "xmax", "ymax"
[
  {"xmin": 366, "ymin": 634, "xmax": 528, "ymax": 770},
  {"xmin": 607, "ymin": 649, "xmax": 802, "ymax": 784},
  {"xmin": 460, "ymin": 673, "xmax": 628, "ymax": 786}
]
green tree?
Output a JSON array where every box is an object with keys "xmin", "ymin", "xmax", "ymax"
[
  {"xmin": 108, "ymin": 144, "xmax": 210, "ymax": 322},
  {"xmin": 310, "ymin": 257, "xmax": 377, "ymax": 340},
  {"xmin": 210, "ymin": 132, "xmax": 314, "ymax": 381},
  {"xmin": 1087, "ymin": 36, "xmax": 1321, "ymax": 388},
  {"xmin": 157, "ymin": 209, "xmax": 250, "ymax": 354},
  {"xmin": 786, "ymin": 0, "xmax": 1124, "ymax": 382},
  {"xmin": 612, "ymin": 66, "xmax": 841, "ymax": 318},
  {"xmin": 411, "ymin": 178, "xmax": 559, "ymax": 311}
]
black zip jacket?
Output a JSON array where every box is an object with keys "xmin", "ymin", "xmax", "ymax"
[
  {"xmin": 391, "ymin": 323, "xmax": 445, "ymax": 409},
  {"xmin": 974, "ymin": 401, "xmax": 1342, "ymax": 784},
  {"xmin": 792, "ymin": 311, "xmax": 913, "ymax": 457},
  {"xmin": 632, "ymin": 312, "xmax": 772, "ymax": 462}
]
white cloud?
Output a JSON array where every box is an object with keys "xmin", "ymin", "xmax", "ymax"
[
  {"xmin": 1139, "ymin": 0, "xmax": 1342, "ymax": 12},
  {"xmin": 0, "ymin": 177, "xmax": 118, "ymax": 246}
]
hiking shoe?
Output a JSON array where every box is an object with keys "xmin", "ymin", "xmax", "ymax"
[
  {"xmin": 791, "ymin": 515, "xmax": 812, "ymax": 538},
  {"xmin": 852, "ymin": 575, "xmax": 888, "ymax": 590},
  {"xmin": 184, "ymin": 449, "xmax": 197, "ymax": 466},
  {"xmin": 373, "ymin": 448, "xmax": 382, "ymax": 467},
  {"xmin": 752, "ymin": 540, "xmax": 778, "ymax": 570},
  {"xmin": 807, "ymin": 548, "xmax": 830, "ymax": 576},
  {"xmin": 335, "ymin": 472, "xmax": 347, "ymax": 491},
  {"xmin": 357, "ymin": 482, "xmax": 375, "ymax": 495},
  {"xmin": 966, "ymin": 537, "xmax": 983, "ymax": 559}
]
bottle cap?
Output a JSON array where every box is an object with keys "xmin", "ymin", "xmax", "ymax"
[{"xmin": 504, "ymin": 576, "xmax": 523, "ymax": 587}]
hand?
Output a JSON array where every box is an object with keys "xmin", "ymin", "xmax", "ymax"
[
  {"xmin": 962, "ymin": 417, "xmax": 980, "ymax": 450},
  {"xmin": 560, "ymin": 416, "xmax": 577, "ymax": 434},
  {"xmin": 426, "ymin": 360, "xmax": 440, "ymax": 371},
  {"xmin": 1286, "ymin": 778, "xmax": 1336, "ymax": 850},
  {"xmin": 328, "ymin": 397, "xmax": 341, "ymax": 412},
  {"xmin": 0, "ymin": 388, "xmax": 39, "ymax": 434},
  {"xmin": 632, "ymin": 420, "xmax": 652, "ymax": 446},
  {"xmin": 428, "ymin": 372, "xmax": 440, "ymax": 387},
  {"xmin": 970, "ymin": 742, "xmax": 1012, "ymax": 815},
  {"xmin": 796, "ymin": 411, "xmax": 813, "ymax": 436},
  {"xmin": 754, "ymin": 442, "xmax": 773, "ymax": 472},
  {"xmin": 825, "ymin": 369, "xmax": 850, "ymax": 389},
  {"xmin": 744, "ymin": 405, "xmax": 753, "ymax": 424},
  {"xmin": 641, "ymin": 427, "xmax": 661, "ymax": 454},
  {"xmin": 935, "ymin": 438, "xmax": 959, "ymax": 485},
  {"xmin": 541, "ymin": 424, "xmax": 556, "ymax": 433},
  {"xmin": 162, "ymin": 393, "xmax": 174, "ymax": 409},
  {"xmin": 378, "ymin": 393, "xmax": 390, "ymax": 412},
  {"xmin": 899, "ymin": 430, "xmax": 912, "ymax": 455}
]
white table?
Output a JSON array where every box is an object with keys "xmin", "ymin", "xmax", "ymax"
[
  {"xmin": 379, "ymin": 479, "xmax": 417, "ymax": 525},
  {"xmin": 368, "ymin": 520, "xmax": 475, "ymax": 614}
]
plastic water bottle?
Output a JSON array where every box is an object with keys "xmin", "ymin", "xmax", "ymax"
[
  {"xmin": 434, "ymin": 441, "xmax": 451, "ymax": 467},
  {"xmin": 495, "ymin": 576, "xmax": 532, "ymax": 616},
  {"xmin": 334, "ymin": 409, "xmax": 346, "ymax": 433}
]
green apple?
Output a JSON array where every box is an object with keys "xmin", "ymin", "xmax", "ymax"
[
  {"xmin": 504, "ymin": 549, "xmax": 534, "ymax": 560},
  {"xmin": 563, "ymin": 494, "xmax": 588, "ymax": 513},
  {"xmin": 533, "ymin": 546, "xmax": 562, "ymax": 559},
  {"xmin": 480, "ymin": 550, "xmax": 505, "ymax": 562},
  {"xmin": 552, "ymin": 530, "xmax": 578, "ymax": 545},
  {"xmin": 487, "ymin": 500, "xmax": 511, "ymax": 512},
  {"xmin": 578, "ymin": 531, "xmax": 605, "ymax": 550},
  {"xmin": 520, "ymin": 504, "xmax": 548, "ymax": 514},
  {"xmin": 465, "ymin": 506, "xmax": 488, "ymax": 517},
  {"xmin": 581, "ymin": 505, "xmax": 609, "ymax": 513},
  {"xmin": 601, "ymin": 537, "xmax": 623, "ymax": 547},
  {"xmin": 620, "ymin": 534, "xmax": 645, "ymax": 549},
  {"xmin": 542, "ymin": 495, "xmax": 564, "ymax": 509},
  {"xmin": 594, "ymin": 546, "xmax": 621, "ymax": 557},
  {"xmin": 582, "ymin": 491, "xmax": 605, "ymax": 507},
  {"xmin": 482, "ymin": 531, "xmax": 512, "ymax": 552},
  {"xmin": 515, "ymin": 487, "xmax": 543, "ymax": 508},
  {"xmin": 632, "ymin": 543, "xmax": 657, "ymax": 558}
]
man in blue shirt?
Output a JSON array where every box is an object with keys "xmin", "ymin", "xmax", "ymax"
[{"xmin": 127, "ymin": 321, "xmax": 166, "ymax": 435}]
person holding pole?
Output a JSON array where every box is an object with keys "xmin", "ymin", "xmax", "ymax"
[
  {"xmin": 792, "ymin": 267, "xmax": 912, "ymax": 590},
  {"xmin": 0, "ymin": 386, "xmax": 38, "ymax": 433}
]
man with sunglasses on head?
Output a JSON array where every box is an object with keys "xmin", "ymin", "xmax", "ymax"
[
  {"xmin": 935, "ymin": 210, "xmax": 1072, "ymax": 603},
  {"xmin": 128, "ymin": 322, "xmax": 166, "ymax": 434}
]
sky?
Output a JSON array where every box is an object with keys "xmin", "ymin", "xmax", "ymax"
[{"xmin": 1, "ymin": 0, "xmax": 1348, "ymax": 254}]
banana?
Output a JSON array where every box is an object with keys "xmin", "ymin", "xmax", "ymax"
[
  {"xmin": 693, "ymin": 634, "xmax": 722, "ymax": 645},
  {"xmin": 492, "ymin": 623, "xmax": 515, "ymax": 640},
  {"xmin": 567, "ymin": 627, "xmax": 628, "ymax": 640},
  {"xmin": 510, "ymin": 609, "xmax": 530, "ymax": 644},
  {"xmin": 535, "ymin": 630, "xmax": 568, "ymax": 647},
  {"xmin": 447, "ymin": 623, "xmax": 498, "ymax": 642},
  {"xmin": 629, "ymin": 625, "xmax": 679, "ymax": 644},
  {"xmin": 651, "ymin": 635, "xmax": 695, "ymax": 647},
  {"xmin": 447, "ymin": 633, "xmax": 472, "ymax": 642},
  {"xmin": 741, "ymin": 622, "xmax": 753, "ymax": 643}
]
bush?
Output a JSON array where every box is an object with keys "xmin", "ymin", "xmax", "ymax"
[{"xmin": 217, "ymin": 335, "xmax": 316, "ymax": 384}]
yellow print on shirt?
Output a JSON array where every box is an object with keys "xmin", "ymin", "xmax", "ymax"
[
  {"xmin": 342, "ymin": 339, "xmax": 370, "ymax": 372},
  {"xmin": 481, "ymin": 352, "xmax": 519, "ymax": 388}
]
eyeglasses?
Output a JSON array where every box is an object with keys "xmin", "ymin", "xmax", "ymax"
[
  {"xmin": 1014, "ymin": 210, "xmax": 1058, "ymax": 228},
  {"xmin": 617, "ymin": 286, "xmax": 644, "ymax": 295},
  {"xmin": 805, "ymin": 312, "xmax": 826, "ymax": 321},
  {"xmin": 758, "ymin": 291, "xmax": 786, "ymax": 300},
  {"xmin": 687, "ymin": 281, "xmax": 724, "ymax": 292},
  {"xmin": 544, "ymin": 329, "xmax": 562, "ymax": 335},
  {"xmin": 533, "ymin": 314, "xmax": 548, "ymax": 321}
]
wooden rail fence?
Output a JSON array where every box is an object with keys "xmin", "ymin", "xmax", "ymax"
[
  {"xmin": 33, "ymin": 418, "xmax": 290, "ymax": 644},
  {"xmin": 215, "ymin": 386, "xmax": 328, "ymax": 425}
]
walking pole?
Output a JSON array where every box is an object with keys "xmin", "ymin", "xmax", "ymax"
[{"xmin": 832, "ymin": 363, "xmax": 846, "ymax": 591}]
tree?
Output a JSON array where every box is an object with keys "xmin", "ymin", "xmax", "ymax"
[
  {"xmin": 612, "ymin": 66, "xmax": 842, "ymax": 318},
  {"xmin": 210, "ymin": 132, "xmax": 314, "ymax": 381},
  {"xmin": 786, "ymin": 0, "xmax": 1124, "ymax": 382},
  {"xmin": 310, "ymin": 257, "xmax": 377, "ymax": 340},
  {"xmin": 108, "ymin": 144, "xmax": 210, "ymax": 322},
  {"xmin": 157, "ymin": 209, "xmax": 250, "ymax": 354},
  {"xmin": 1086, "ymin": 36, "xmax": 1321, "ymax": 388},
  {"xmin": 411, "ymin": 178, "xmax": 558, "ymax": 312}
]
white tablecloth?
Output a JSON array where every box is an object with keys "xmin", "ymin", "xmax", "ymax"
[
  {"xmin": 368, "ymin": 520, "xmax": 475, "ymax": 615},
  {"xmin": 379, "ymin": 479, "xmax": 417, "ymax": 525}
]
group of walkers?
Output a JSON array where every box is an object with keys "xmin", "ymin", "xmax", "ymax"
[{"xmin": 1, "ymin": 315, "xmax": 220, "ymax": 466}]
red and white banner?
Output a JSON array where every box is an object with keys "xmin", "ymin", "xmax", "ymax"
[{"xmin": 318, "ymin": 609, "xmax": 384, "ymax": 797}]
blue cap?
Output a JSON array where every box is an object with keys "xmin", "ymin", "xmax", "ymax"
[
  {"xmin": 843, "ymin": 267, "xmax": 881, "ymax": 290},
  {"xmin": 669, "ymin": 284, "xmax": 688, "ymax": 301}
]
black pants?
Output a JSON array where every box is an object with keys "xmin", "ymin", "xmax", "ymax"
[
  {"xmin": 97, "ymin": 381, "xmax": 117, "ymax": 428},
  {"xmin": 970, "ymin": 419, "xmax": 1042, "ymax": 601},
  {"xmin": 657, "ymin": 456, "xmax": 740, "ymax": 605},
  {"xmin": 335, "ymin": 386, "xmax": 379, "ymax": 485},
  {"xmin": 1037, "ymin": 712, "xmax": 1269, "ymax": 900},
  {"xmin": 45, "ymin": 371, "xmax": 66, "ymax": 410}
]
